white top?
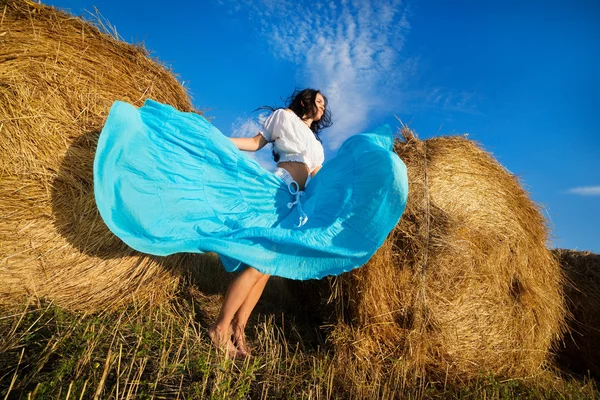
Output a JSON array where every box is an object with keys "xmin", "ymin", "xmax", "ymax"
[{"xmin": 259, "ymin": 109, "xmax": 325, "ymax": 173}]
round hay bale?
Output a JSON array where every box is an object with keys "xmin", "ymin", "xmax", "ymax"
[
  {"xmin": 324, "ymin": 128, "xmax": 566, "ymax": 381},
  {"xmin": 0, "ymin": 0, "xmax": 211, "ymax": 311},
  {"xmin": 554, "ymin": 249, "xmax": 600, "ymax": 379}
]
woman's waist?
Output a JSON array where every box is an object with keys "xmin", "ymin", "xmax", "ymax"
[{"xmin": 275, "ymin": 162, "xmax": 310, "ymax": 190}]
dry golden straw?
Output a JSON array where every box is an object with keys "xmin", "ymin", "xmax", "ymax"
[
  {"xmin": 314, "ymin": 128, "xmax": 567, "ymax": 381},
  {"xmin": 554, "ymin": 249, "xmax": 600, "ymax": 378},
  {"xmin": 0, "ymin": 0, "xmax": 569, "ymax": 384},
  {"xmin": 0, "ymin": 0, "xmax": 211, "ymax": 311}
]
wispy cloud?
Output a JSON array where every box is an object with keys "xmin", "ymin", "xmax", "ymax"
[
  {"xmin": 223, "ymin": 0, "xmax": 413, "ymax": 151},
  {"xmin": 568, "ymin": 186, "xmax": 600, "ymax": 196},
  {"xmin": 230, "ymin": 114, "xmax": 275, "ymax": 171},
  {"xmin": 230, "ymin": 114, "xmax": 266, "ymax": 139},
  {"xmin": 423, "ymin": 88, "xmax": 481, "ymax": 114}
]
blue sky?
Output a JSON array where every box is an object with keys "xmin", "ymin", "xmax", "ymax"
[{"xmin": 47, "ymin": 0, "xmax": 599, "ymax": 252}]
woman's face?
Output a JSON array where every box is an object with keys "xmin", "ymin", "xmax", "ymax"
[{"xmin": 314, "ymin": 93, "xmax": 325, "ymax": 121}]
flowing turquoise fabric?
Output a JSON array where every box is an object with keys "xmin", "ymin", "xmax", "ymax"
[{"xmin": 94, "ymin": 99, "xmax": 408, "ymax": 280}]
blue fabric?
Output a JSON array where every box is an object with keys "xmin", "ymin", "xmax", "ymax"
[{"xmin": 94, "ymin": 99, "xmax": 408, "ymax": 280}]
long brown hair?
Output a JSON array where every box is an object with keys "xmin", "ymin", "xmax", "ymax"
[{"xmin": 258, "ymin": 88, "xmax": 332, "ymax": 162}]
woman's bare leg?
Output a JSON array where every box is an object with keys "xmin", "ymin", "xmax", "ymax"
[
  {"xmin": 231, "ymin": 274, "xmax": 271, "ymax": 355},
  {"xmin": 209, "ymin": 267, "xmax": 265, "ymax": 357}
]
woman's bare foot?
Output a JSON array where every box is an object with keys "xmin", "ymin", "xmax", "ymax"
[
  {"xmin": 208, "ymin": 324, "xmax": 240, "ymax": 358},
  {"xmin": 231, "ymin": 323, "xmax": 251, "ymax": 357}
]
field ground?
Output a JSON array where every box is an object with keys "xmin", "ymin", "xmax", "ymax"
[{"xmin": 1, "ymin": 283, "xmax": 598, "ymax": 400}]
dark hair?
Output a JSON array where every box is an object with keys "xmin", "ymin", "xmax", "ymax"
[{"xmin": 258, "ymin": 88, "xmax": 332, "ymax": 163}]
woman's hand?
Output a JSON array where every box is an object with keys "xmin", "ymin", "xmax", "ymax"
[{"xmin": 230, "ymin": 133, "xmax": 269, "ymax": 152}]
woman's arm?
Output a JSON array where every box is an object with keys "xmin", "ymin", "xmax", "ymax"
[{"xmin": 230, "ymin": 133, "xmax": 269, "ymax": 151}]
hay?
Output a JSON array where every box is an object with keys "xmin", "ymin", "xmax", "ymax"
[
  {"xmin": 0, "ymin": 0, "xmax": 568, "ymax": 380},
  {"xmin": 554, "ymin": 249, "xmax": 600, "ymax": 378},
  {"xmin": 0, "ymin": 0, "xmax": 211, "ymax": 311},
  {"xmin": 321, "ymin": 128, "xmax": 566, "ymax": 381}
]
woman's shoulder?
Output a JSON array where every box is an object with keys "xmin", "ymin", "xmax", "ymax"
[
  {"xmin": 271, "ymin": 108, "xmax": 295, "ymax": 117},
  {"xmin": 268, "ymin": 108, "xmax": 302, "ymax": 126},
  {"xmin": 265, "ymin": 109, "xmax": 311, "ymax": 137}
]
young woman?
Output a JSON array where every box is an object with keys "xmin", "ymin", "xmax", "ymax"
[
  {"xmin": 211, "ymin": 88, "xmax": 331, "ymax": 357},
  {"xmin": 94, "ymin": 88, "xmax": 408, "ymax": 360}
]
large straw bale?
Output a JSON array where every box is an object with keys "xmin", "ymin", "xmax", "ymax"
[
  {"xmin": 554, "ymin": 249, "xmax": 600, "ymax": 379},
  {"xmin": 0, "ymin": 0, "xmax": 203, "ymax": 311},
  {"xmin": 321, "ymin": 129, "xmax": 566, "ymax": 381}
]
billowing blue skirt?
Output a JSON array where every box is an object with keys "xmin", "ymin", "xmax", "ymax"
[{"xmin": 94, "ymin": 99, "xmax": 408, "ymax": 280}]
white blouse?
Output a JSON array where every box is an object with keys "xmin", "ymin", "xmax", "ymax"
[{"xmin": 259, "ymin": 109, "xmax": 325, "ymax": 173}]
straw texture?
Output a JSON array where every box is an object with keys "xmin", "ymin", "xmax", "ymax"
[
  {"xmin": 316, "ymin": 128, "xmax": 567, "ymax": 380},
  {"xmin": 0, "ymin": 0, "xmax": 200, "ymax": 310},
  {"xmin": 0, "ymin": 1, "xmax": 568, "ymax": 382},
  {"xmin": 555, "ymin": 249, "xmax": 600, "ymax": 378}
]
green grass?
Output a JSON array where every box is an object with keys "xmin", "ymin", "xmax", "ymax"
[{"xmin": 0, "ymin": 290, "xmax": 598, "ymax": 399}]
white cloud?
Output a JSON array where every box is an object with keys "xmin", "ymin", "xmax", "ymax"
[
  {"xmin": 568, "ymin": 186, "xmax": 600, "ymax": 196},
  {"xmin": 230, "ymin": 114, "xmax": 265, "ymax": 139},
  {"xmin": 223, "ymin": 0, "xmax": 412, "ymax": 152},
  {"xmin": 230, "ymin": 114, "xmax": 276, "ymax": 171},
  {"xmin": 409, "ymin": 86, "xmax": 480, "ymax": 115}
]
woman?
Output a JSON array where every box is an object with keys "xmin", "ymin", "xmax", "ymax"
[
  {"xmin": 94, "ymin": 88, "xmax": 408, "ymax": 359},
  {"xmin": 211, "ymin": 88, "xmax": 330, "ymax": 357}
]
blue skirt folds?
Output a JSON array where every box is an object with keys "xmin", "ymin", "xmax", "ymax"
[{"xmin": 93, "ymin": 99, "xmax": 409, "ymax": 280}]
